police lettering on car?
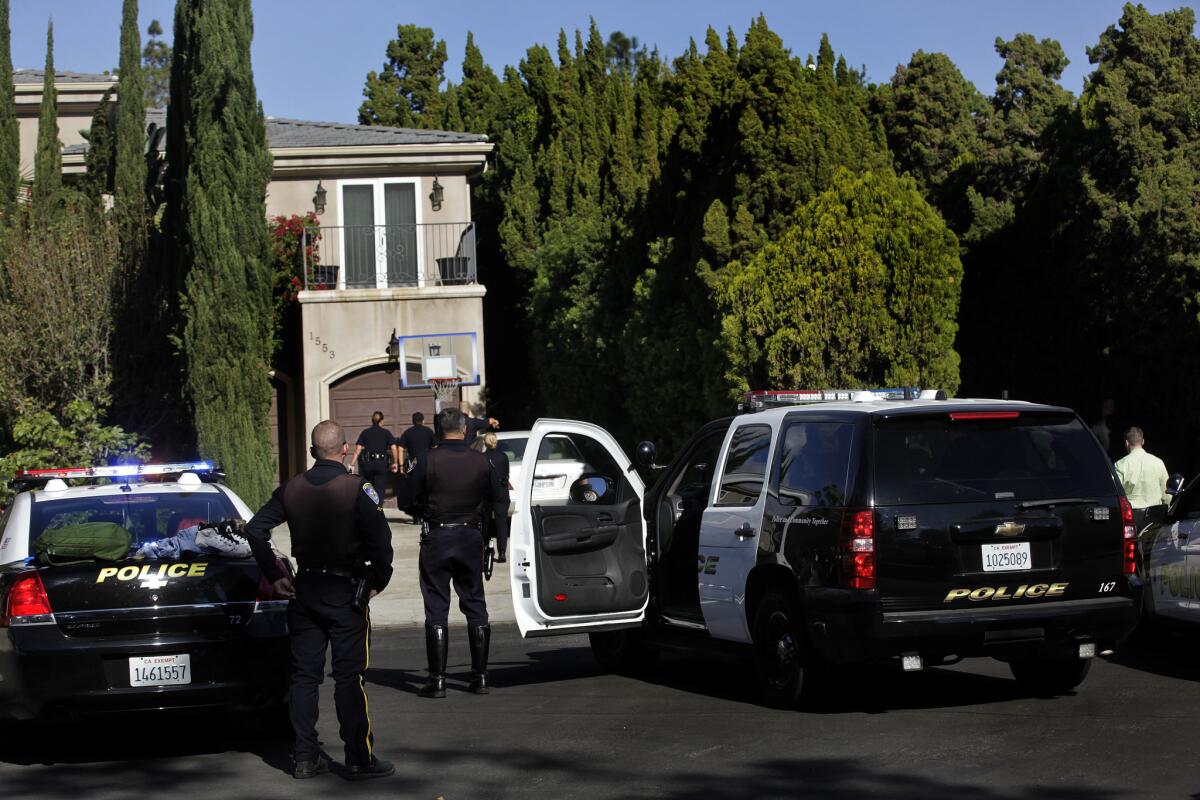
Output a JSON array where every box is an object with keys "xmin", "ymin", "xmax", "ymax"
[
  {"xmin": 399, "ymin": 406, "xmax": 506, "ymax": 698},
  {"xmin": 245, "ymin": 420, "xmax": 395, "ymax": 781}
]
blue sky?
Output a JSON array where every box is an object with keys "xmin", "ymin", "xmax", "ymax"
[{"xmin": 11, "ymin": 1, "xmax": 1199, "ymax": 124}]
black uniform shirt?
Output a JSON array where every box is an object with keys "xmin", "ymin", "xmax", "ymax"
[
  {"xmin": 462, "ymin": 417, "xmax": 495, "ymax": 447},
  {"xmin": 356, "ymin": 424, "xmax": 395, "ymax": 457},
  {"xmin": 398, "ymin": 424, "xmax": 436, "ymax": 460},
  {"xmin": 245, "ymin": 459, "xmax": 394, "ymax": 591},
  {"xmin": 398, "ymin": 440, "xmax": 505, "ymax": 525},
  {"xmin": 485, "ymin": 448, "xmax": 511, "ymax": 503}
]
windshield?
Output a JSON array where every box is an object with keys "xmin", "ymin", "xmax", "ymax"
[
  {"xmin": 28, "ymin": 490, "xmax": 238, "ymax": 557},
  {"xmin": 497, "ymin": 437, "xmax": 529, "ymax": 465},
  {"xmin": 873, "ymin": 413, "xmax": 1115, "ymax": 506}
]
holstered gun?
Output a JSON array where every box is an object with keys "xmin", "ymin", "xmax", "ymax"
[{"xmin": 483, "ymin": 541, "xmax": 494, "ymax": 581}]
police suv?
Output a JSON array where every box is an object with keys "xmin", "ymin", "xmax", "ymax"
[
  {"xmin": 508, "ymin": 390, "xmax": 1138, "ymax": 707},
  {"xmin": 0, "ymin": 463, "xmax": 292, "ymax": 721}
]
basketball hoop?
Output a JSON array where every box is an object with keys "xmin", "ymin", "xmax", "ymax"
[{"xmin": 430, "ymin": 377, "xmax": 462, "ymax": 413}]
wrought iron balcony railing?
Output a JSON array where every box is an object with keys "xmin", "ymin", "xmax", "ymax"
[{"xmin": 301, "ymin": 221, "xmax": 477, "ymax": 290}]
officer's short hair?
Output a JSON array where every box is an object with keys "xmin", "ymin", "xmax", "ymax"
[
  {"xmin": 412, "ymin": 411, "xmax": 424, "ymax": 425},
  {"xmin": 311, "ymin": 420, "xmax": 346, "ymax": 458},
  {"xmin": 439, "ymin": 407, "xmax": 467, "ymax": 435},
  {"xmin": 1125, "ymin": 427, "xmax": 1145, "ymax": 446},
  {"xmin": 371, "ymin": 410, "xmax": 384, "ymax": 425}
]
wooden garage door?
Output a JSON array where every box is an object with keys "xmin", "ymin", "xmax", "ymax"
[{"xmin": 329, "ymin": 365, "xmax": 458, "ymax": 445}]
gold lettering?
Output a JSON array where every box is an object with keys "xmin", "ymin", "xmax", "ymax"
[
  {"xmin": 116, "ymin": 566, "xmax": 139, "ymax": 581},
  {"xmin": 993, "ymin": 586, "xmax": 1012, "ymax": 600},
  {"xmin": 138, "ymin": 565, "xmax": 151, "ymax": 579},
  {"xmin": 155, "ymin": 564, "xmax": 168, "ymax": 578},
  {"xmin": 167, "ymin": 564, "xmax": 188, "ymax": 577},
  {"xmin": 187, "ymin": 563, "xmax": 207, "ymax": 577},
  {"xmin": 96, "ymin": 567, "xmax": 118, "ymax": 583},
  {"xmin": 1046, "ymin": 582, "xmax": 1069, "ymax": 597},
  {"xmin": 943, "ymin": 588, "xmax": 971, "ymax": 603},
  {"xmin": 1026, "ymin": 584, "xmax": 1048, "ymax": 598},
  {"xmin": 969, "ymin": 587, "xmax": 995, "ymax": 601},
  {"xmin": 1014, "ymin": 585, "xmax": 1028, "ymax": 598}
]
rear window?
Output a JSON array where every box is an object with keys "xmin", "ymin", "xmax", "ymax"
[
  {"xmin": 496, "ymin": 437, "xmax": 528, "ymax": 464},
  {"xmin": 28, "ymin": 490, "xmax": 238, "ymax": 556},
  {"xmin": 873, "ymin": 413, "xmax": 1114, "ymax": 506}
]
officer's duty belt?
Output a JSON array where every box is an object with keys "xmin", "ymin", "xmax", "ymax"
[
  {"xmin": 364, "ymin": 452, "xmax": 389, "ymax": 460},
  {"xmin": 300, "ymin": 565, "xmax": 354, "ymax": 578},
  {"xmin": 428, "ymin": 521, "xmax": 481, "ymax": 530}
]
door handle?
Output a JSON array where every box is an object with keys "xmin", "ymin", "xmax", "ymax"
[
  {"xmin": 596, "ymin": 513, "xmax": 614, "ymax": 524},
  {"xmin": 735, "ymin": 522, "xmax": 755, "ymax": 538}
]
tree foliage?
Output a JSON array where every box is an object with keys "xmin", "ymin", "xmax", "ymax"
[
  {"xmin": 32, "ymin": 21, "xmax": 61, "ymax": 211},
  {"xmin": 115, "ymin": 0, "xmax": 147, "ymax": 258},
  {"xmin": 359, "ymin": 25, "xmax": 449, "ymax": 128},
  {"xmin": 0, "ymin": 0, "xmax": 18, "ymax": 223},
  {"xmin": 717, "ymin": 169, "xmax": 961, "ymax": 394},
  {"xmin": 167, "ymin": 0, "xmax": 275, "ymax": 508},
  {"xmin": 142, "ymin": 19, "xmax": 171, "ymax": 108}
]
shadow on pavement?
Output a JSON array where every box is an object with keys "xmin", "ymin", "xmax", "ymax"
[
  {"xmin": 366, "ymin": 642, "xmax": 607, "ymax": 695},
  {"xmin": 1107, "ymin": 632, "xmax": 1200, "ymax": 682}
]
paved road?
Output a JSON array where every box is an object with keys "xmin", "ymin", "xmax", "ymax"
[{"xmin": 1, "ymin": 627, "xmax": 1197, "ymax": 799}]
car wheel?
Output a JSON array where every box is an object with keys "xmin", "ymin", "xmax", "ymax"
[
  {"xmin": 1009, "ymin": 656, "xmax": 1092, "ymax": 695},
  {"xmin": 752, "ymin": 588, "xmax": 811, "ymax": 709},
  {"xmin": 589, "ymin": 629, "xmax": 658, "ymax": 674}
]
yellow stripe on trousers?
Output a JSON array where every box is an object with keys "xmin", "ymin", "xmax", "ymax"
[{"xmin": 360, "ymin": 607, "xmax": 373, "ymax": 758}]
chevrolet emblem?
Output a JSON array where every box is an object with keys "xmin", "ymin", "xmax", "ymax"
[{"xmin": 994, "ymin": 521, "xmax": 1026, "ymax": 537}]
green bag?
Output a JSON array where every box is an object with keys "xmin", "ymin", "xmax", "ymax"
[{"xmin": 34, "ymin": 522, "xmax": 132, "ymax": 565}]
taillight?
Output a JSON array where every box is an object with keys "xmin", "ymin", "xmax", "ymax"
[
  {"xmin": 840, "ymin": 509, "xmax": 876, "ymax": 590},
  {"xmin": 1, "ymin": 573, "xmax": 53, "ymax": 626},
  {"xmin": 1120, "ymin": 497, "xmax": 1137, "ymax": 575}
]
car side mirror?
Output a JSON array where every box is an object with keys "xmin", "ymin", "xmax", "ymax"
[
  {"xmin": 570, "ymin": 474, "xmax": 614, "ymax": 504},
  {"xmin": 636, "ymin": 441, "xmax": 657, "ymax": 466},
  {"xmin": 1166, "ymin": 473, "xmax": 1185, "ymax": 496}
]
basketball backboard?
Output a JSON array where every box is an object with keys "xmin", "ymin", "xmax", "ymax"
[{"xmin": 397, "ymin": 332, "xmax": 480, "ymax": 388}]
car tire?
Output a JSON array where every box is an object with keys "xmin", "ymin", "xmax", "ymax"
[
  {"xmin": 589, "ymin": 629, "xmax": 658, "ymax": 674},
  {"xmin": 752, "ymin": 588, "xmax": 812, "ymax": 709},
  {"xmin": 1009, "ymin": 656, "xmax": 1092, "ymax": 695}
]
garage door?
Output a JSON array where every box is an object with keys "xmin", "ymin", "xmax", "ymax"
[{"xmin": 329, "ymin": 364, "xmax": 458, "ymax": 447}]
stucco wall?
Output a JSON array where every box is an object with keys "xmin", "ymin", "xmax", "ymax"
[
  {"xmin": 18, "ymin": 109, "xmax": 96, "ymax": 178},
  {"xmin": 265, "ymin": 172, "xmax": 473, "ymax": 224},
  {"xmin": 297, "ymin": 286, "xmax": 486, "ymax": 466}
]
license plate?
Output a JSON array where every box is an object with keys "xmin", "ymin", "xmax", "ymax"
[
  {"xmin": 533, "ymin": 477, "xmax": 558, "ymax": 489},
  {"xmin": 981, "ymin": 541, "xmax": 1031, "ymax": 572},
  {"xmin": 129, "ymin": 654, "xmax": 191, "ymax": 687}
]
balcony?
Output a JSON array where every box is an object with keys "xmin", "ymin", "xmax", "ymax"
[{"xmin": 301, "ymin": 222, "xmax": 476, "ymax": 290}]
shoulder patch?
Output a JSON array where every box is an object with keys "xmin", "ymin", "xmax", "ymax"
[{"xmin": 362, "ymin": 482, "xmax": 381, "ymax": 506}]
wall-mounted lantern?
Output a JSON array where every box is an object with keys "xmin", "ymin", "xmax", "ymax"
[
  {"xmin": 429, "ymin": 177, "xmax": 443, "ymax": 212},
  {"xmin": 428, "ymin": 342, "xmax": 442, "ymax": 358},
  {"xmin": 312, "ymin": 180, "xmax": 327, "ymax": 215},
  {"xmin": 385, "ymin": 328, "xmax": 399, "ymax": 372}
]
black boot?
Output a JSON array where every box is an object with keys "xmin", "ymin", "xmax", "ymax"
[
  {"xmin": 418, "ymin": 623, "xmax": 447, "ymax": 698},
  {"xmin": 468, "ymin": 623, "xmax": 491, "ymax": 694}
]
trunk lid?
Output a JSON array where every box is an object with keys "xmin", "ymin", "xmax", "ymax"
[{"xmin": 871, "ymin": 409, "xmax": 1126, "ymax": 612}]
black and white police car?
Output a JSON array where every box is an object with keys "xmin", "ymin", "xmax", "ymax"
[
  {"xmin": 1134, "ymin": 472, "xmax": 1200, "ymax": 634},
  {"xmin": 0, "ymin": 462, "xmax": 292, "ymax": 722},
  {"xmin": 507, "ymin": 389, "xmax": 1138, "ymax": 707}
]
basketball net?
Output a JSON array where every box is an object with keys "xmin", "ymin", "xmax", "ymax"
[{"xmin": 430, "ymin": 377, "xmax": 462, "ymax": 413}]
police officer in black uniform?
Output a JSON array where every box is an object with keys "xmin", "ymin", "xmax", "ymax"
[
  {"xmin": 398, "ymin": 407, "xmax": 505, "ymax": 698},
  {"xmin": 352, "ymin": 411, "xmax": 397, "ymax": 501},
  {"xmin": 245, "ymin": 420, "xmax": 395, "ymax": 781}
]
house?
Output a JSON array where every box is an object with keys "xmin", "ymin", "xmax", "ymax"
[{"xmin": 22, "ymin": 70, "xmax": 495, "ymax": 483}]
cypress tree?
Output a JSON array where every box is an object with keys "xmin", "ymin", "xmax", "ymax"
[
  {"xmin": 115, "ymin": 0, "xmax": 147, "ymax": 258},
  {"xmin": 0, "ymin": 0, "xmax": 19, "ymax": 221},
  {"xmin": 32, "ymin": 21, "xmax": 61, "ymax": 210},
  {"xmin": 169, "ymin": 0, "xmax": 275, "ymax": 507},
  {"xmin": 81, "ymin": 89, "xmax": 114, "ymax": 206}
]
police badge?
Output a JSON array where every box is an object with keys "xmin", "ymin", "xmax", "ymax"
[{"xmin": 362, "ymin": 482, "xmax": 382, "ymax": 506}]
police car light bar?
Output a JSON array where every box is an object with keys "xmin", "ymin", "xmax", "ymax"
[
  {"xmin": 14, "ymin": 462, "xmax": 216, "ymax": 480},
  {"xmin": 742, "ymin": 388, "xmax": 942, "ymax": 412}
]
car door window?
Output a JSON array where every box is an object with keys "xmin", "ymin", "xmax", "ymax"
[
  {"xmin": 669, "ymin": 431, "xmax": 727, "ymax": 501},
  {"xmin": 774, "ymin": 421, "xmax": 855, "ymax": 507},
  {"xmin": 715, "ymin": 424, "xmax": 772, "ymax": 507}
]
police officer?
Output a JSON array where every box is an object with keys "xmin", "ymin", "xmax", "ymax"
[
  {"xmin": 398, "ymin": 407, "xmax": 505, "ymax": 698},
  {"xmin": 245, "ymin": 420, "xmax": 395, "ymax": 781},
  {"xmin": 352, "ymin": 411, "xmax": 397, "ymax": 503},
  {"xmin": 397, "ymin": 411, "xmax": 436, "ymax": 474}
]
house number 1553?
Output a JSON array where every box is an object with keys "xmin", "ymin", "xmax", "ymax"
[{"xmin": 308, "ymin": 331, "xmax": 336, "ymax": 360}]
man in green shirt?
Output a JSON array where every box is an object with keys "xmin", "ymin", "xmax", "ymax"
[{"xmin": 1114, "ymin": 427, "xmax": 1169, "ymax": 530}]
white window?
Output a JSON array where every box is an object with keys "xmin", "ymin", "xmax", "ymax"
[{"xmin": 337, "ymin": 178, "xmax": 424, "ymax": 289}]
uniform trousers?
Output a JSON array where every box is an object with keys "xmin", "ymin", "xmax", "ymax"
[
  {"xmin": 485, "ymin": 502, "xmax": 510, "ymax": 555},
  {"xmin": 359, "ymin": 459, "xmax": 391, "ymax": 504},
  {"xmin": 288, "ymin": 571, "xmax": 374, "ymax": 766},
  {"xmin": 419, "ymin": 525, "xmax": 488, "ymax": 626}
]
